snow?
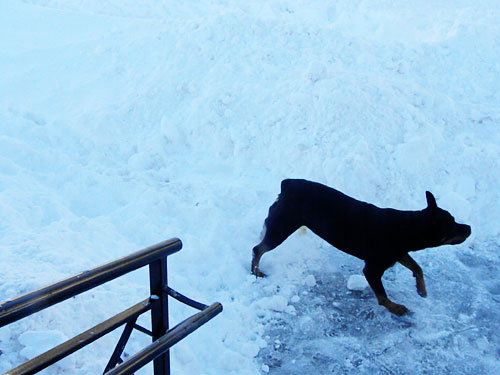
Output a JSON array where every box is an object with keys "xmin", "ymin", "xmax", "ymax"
[
  {"xmin": 347, "ymin": 275, "xmax": 368, "ymax": 292},
  {"xmin": 304, "ymin": 275, "xmax": 317, "ymax": 288},
  {"xmin": 18, "ymin": 330, "xmax": 74, "ymax": 369},
  {"xmin": 1, "ymin": 0, "xmax": 500, "ymax": 374}
]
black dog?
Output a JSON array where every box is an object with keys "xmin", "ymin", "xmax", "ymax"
[{"xmin": 251, "ymin": 179, "xmax": 471, "ymax": 315}]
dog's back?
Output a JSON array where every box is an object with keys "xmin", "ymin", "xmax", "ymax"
[{"xmin": 278, "ymin": 179, "xmax": 379, "ymax": 259}]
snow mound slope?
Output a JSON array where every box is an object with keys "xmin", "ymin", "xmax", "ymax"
[{"xmin": 1, "ymin": 0, "xmax": 499, "ymax": 374}]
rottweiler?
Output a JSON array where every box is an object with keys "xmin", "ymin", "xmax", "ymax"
[{"xmin": 251, "ymin": 179, "xmax": 471, "ymax": 315}]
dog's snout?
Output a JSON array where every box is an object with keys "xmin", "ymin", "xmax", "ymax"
[
  {"xmin": 459, "ymin": 223, "xmax": 471, "ymax": 237},
  {"xmin": 442, "ymin": 223, "xmax": 471, "ymax": 245}
]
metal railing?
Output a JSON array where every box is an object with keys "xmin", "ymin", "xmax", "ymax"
[{"xmin": 0, "ymin": 238, "xmax": 222, "ymax": 375}]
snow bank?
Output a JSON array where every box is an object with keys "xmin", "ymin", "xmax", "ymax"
[{"xmin": 1, "ymin": 0, "xmax": 499, "ymax": 374}]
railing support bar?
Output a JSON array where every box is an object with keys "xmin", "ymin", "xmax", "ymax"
[
  {"xmin": 104, "ymin": 318, "xmax": 137, "ymax": 374},
  {"xmin": 133, "ymin": 324, "xmax": 153, "ymax": 337},
  {"xmin": 166, "ymin": 287, "xmax": 207, "ymax": 311}
]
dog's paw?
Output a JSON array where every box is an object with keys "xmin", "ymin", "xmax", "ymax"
[
  {"xmin": 416, "ymin": 280, "xmax": 427, "ymax": 297},
  {"xmin": 386, "ymin": 302, "xmax": 410, "ymax": 316},
  {"xmin": 251, "ymin": 268, "xmax": 267, "ymax": 278}
]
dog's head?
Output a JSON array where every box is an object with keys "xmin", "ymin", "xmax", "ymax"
[{"xmin": 424, "ymin": 191, "xmax": 471, "ymax": 246}]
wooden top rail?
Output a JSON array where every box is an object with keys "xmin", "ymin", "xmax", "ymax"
[{"xmin": 0, "ymin": 238, "xmax": 182, "ymax": 327}]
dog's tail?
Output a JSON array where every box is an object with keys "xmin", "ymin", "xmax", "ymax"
[{"xmin": 280, "ymin": 178, "xmax": 293, "ymax": 194}]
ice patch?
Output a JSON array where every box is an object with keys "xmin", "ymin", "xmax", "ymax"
[
  {"xmin": 256, "ymin": 295, "xmax": 290, "ymax": 313},
  {"xmin": 347, "ymin": 275, "xmax": 369, "ymax": 291}
]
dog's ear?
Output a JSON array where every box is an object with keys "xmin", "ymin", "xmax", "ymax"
[{"xmin": 426, "ymin": 191, "xmax": 437, "ymax": 209}]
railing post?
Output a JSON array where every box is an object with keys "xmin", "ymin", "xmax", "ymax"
[{"xmin": 149, "ymin": 257, "xmax": 170, "ymax": 375}]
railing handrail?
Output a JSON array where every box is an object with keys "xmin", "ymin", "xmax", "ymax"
[{"xmin": 0, "ymin": 238, "xmax": 182, "ymax": 327}]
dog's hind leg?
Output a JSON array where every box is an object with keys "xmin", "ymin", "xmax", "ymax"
[
  {"xmin": 398, "ymin": 254, "xmax": 427, "ymax": 297},
  {"xmin": 363, "ymin": 263, "xmax": 409, "ymax": 316},
  {"xmin": 251, "ymin": 242, "xmax": 272, "ymax": 278},
  {"xmin": 251, "ymin": 199, "xmax": 300, "ymax": 277}
]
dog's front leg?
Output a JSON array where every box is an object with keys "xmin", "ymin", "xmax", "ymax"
[
  {"xmin": 363, "ymin": 264, "xmax": 409, "ymax": 316},
  {"xmin": 398, "ymin": 254, "xmax": 427, "ymax": 297}
]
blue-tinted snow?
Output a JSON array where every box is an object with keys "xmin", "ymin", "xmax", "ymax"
[{"xmin": 1, "ymin": 0, "xmax": 499, "ymax": 374}]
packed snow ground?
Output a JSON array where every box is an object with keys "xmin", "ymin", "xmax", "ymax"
[{"xmin": 1, "ymin": 0, "xmax": 499, "ymax": 374}]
